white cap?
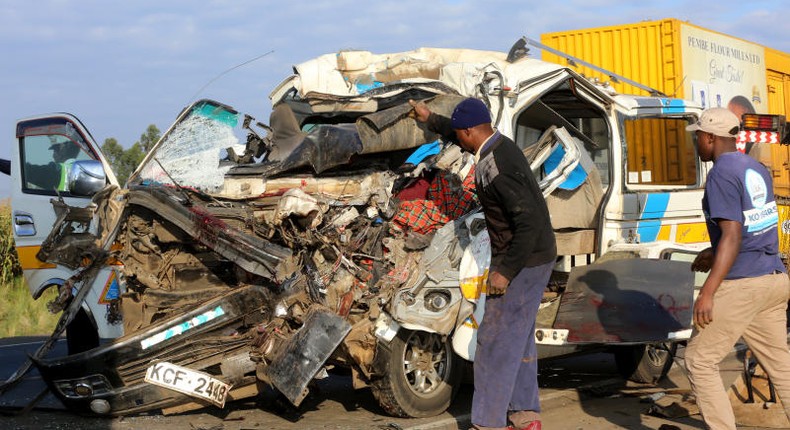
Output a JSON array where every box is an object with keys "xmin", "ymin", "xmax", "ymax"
[{"xmin": 686, "ymin": 108, "xmax": 740, "ymax": 138}]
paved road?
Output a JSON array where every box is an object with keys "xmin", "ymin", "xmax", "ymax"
[
  {"xmin": 0, "ymin": 337, "xmax": 68, "ymax": 411},
  {"xmin": 0, "ymin": 337, "xmax": 782, "ymax": 429}
]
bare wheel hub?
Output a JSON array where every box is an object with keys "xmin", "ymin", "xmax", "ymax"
[{"xmin": 402, "ymin": 332, "xmax": 448, "ymax": 395}]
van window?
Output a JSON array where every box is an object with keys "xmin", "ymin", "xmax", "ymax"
[
  {"xmin": 17, "ymin": 118, "xmax": 95, "ymax": 195},
  {"xmin": 622, "ymin": 117, "xmax": 697, "ymax": 186}
]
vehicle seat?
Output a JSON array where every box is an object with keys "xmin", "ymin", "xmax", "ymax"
[{"xmin": 525, "ymin": 127, "xmax": 604, "ymax": 256}]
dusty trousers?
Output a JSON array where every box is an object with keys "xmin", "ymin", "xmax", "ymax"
[
  {"xmin": 471, "ymin": 261, "xmax": 553, "ymax": 427},
  {"xmin": 685, "ymin": 272, "xmax": 790, "ymax": 430}
]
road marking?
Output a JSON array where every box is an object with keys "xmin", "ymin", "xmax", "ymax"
[{"xmin": 0, "ymin": 338, "xmax": 65, "ymax": 348}]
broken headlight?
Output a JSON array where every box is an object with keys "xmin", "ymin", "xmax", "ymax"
[
  {"xmin": 54, "ymin": 374, "xmax": 111, "ymax": 398},
  {"xmin": 423, "ymin": 290, "xmax": 451, "ymax": 312}
]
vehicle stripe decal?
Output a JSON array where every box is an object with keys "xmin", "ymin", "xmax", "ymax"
[
  {"xmin": 675, "ymin": 222, "xmax": 709, "ymax": 243},
  {"xmin": 661, "ymin": 98, "xmax": 687, "ymax": 114},
  {"xmin": 460, "ymin": 269, "xmax": 488, "ymax": 299},
  {"xmin": 140, "ymin": 306, "xmax": 226, "ymax": 350},
  {"xmin": 637, "ymin": 193, "xmax": 670, "ymax": 242},
  {"xmin": 15, "ymin": 246, "xmax": 56, "ymax": 269},
  {"xmin": 657, "ymin": 224, "xmax": 672, "ymax": 241}
]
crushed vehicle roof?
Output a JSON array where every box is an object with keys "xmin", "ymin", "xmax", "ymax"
[{"xmin": 22, "ymin": 45, "xmax": 695, "ymax": 418}]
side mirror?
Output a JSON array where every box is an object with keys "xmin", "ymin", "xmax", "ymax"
[{"xmin": 67, "ymin": 160, "xmax": 107, "ymax": 196}]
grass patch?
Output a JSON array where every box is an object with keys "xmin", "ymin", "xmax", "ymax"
[
  {"xmin": 0, "ymin": 276, "xmax": 60, "ymax": 337},
  {"xmin": 0, "ymin": 202, "xmax": 60, "ymax": 337},
  {"xmin": 1, "ymin": 200, "xmax": 22, "ymax": 284}
]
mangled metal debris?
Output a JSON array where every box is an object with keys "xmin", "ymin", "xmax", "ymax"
[{"xmin": 21, "ymin": 45, "xmax": 700, "ymax": 419}]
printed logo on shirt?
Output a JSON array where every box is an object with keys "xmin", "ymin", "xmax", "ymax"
[
  {"xmin": 744, "ymin": 201, "xmax": 778, "ymax": 233},
  {"xmin": 743, "ymin": 167, "xmax": 777, "ymax": 233},
  {"xmin": 745, "ymin": 169, "xmax": 767, "ymax": 208}
]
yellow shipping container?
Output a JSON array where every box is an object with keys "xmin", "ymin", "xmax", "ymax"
[
  {"xmin": 541, "ymin": 18, "xmax": 790, "ymax": 190},
  {"xmin": 541, "ymin": 20, "xmax": 682, "ymax": 101},
  {"xmin": 766, "ymin": 47, "xmax": 790, "ymax": 195},
  {"xmin": 541, "ymin": 18, "xmax": 790, "ymax": 255}
]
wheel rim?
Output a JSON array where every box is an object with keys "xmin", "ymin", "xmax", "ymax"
[{"xmin": 401, "ymin": 331, "xmax": 449, "ymax": 396}]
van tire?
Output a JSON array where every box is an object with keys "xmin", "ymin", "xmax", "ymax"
[
  {"xmin": 66, "ymin": 308, "xmax": 100, "ymax": 355},
  {"xmin": 614, "ymin": 342, "xmax": 677, "ymax": 384},
  {"xmin": 370, "ymin": 329, "xmax": 461, "ymax": 418}
]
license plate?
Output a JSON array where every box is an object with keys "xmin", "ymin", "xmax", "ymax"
[{"xmin": 144, "ymin": 361, "xmax": 232, "ymax": 408}]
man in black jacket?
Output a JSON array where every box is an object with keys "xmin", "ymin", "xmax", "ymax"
[{"xmin": 411, "ymin": 98, "xmax": 555, "ymax": 430}]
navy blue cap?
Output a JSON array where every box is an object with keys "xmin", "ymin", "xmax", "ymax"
[{"xmin": 451, "ymin": 98, "xmax": 491, "ymax": 129}]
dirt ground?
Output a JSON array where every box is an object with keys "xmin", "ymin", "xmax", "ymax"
[{"xmin": 2, "ymin": 347, "xmax": 786, "ymax": 430}]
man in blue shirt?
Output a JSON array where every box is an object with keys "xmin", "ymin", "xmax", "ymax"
[{"xmin": 686, "ymin": 108, "xmax": 790, "ymax": 429}]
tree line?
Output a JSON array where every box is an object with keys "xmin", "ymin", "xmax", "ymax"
[{"xmin": 101, "ymin": 124, "xmax": 161, "ymax": 185}]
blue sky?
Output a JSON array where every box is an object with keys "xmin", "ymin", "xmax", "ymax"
[{"xmin": 2, "ymin": 0, "xmax": 789, "ymax": 197}]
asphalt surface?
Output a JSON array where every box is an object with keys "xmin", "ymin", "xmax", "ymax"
[
  {"xmin": 0, "ymin": 337, "xmax": 623, "ymax": 429},
  {"xmin": 0, "ymin": 337, "xmax": 784, "ymax": 429},
  {"xmin": 0, "ymin": 337, "xmax": 68, "ymax": 411}
]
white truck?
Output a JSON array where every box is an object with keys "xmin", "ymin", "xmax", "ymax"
[
  {"xmin": 7, "ymin": 38, "xmax": 717, "ymax": 417},
  {"xmin": 9, "ymin": 114, "xmax": 123, "ymax": 354}
]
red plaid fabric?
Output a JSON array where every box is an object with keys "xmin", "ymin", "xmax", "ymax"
[{"xmin": 393, "ymin": 167, "xmax": 477, "ymax": 235}]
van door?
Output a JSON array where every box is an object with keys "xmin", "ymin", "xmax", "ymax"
[
  {"xmin": 604, "ymin": 109, "xmax": 709, "ymax": 252},
  {"xmin": 509, "ymin": 68, "xmax": 613, "ymax": 269},
  {"xmin": 11, "ymin": 114, "xmax": 122, "ymax": 349}
]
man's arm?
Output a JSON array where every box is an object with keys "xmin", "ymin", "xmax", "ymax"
[
  {"xmin": 694, "ymin": 219, "xmax": 741, "ymax": 328},
  {"xmin": 691, "ymin": 247, "xmax": 714, "ymax": 272},
  {"xmin": 409, "ymin": 100, "xmax": 457, "ymax": 144}
]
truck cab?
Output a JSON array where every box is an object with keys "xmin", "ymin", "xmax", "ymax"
[
  {"xmin": 360, "ymin": 45, "xmax": 708, "ymax": 268},
  {"xmin": 10, "ymin": 113, "xmax": 123, "ymax": 353}
]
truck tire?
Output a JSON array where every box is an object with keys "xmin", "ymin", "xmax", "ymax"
[
  {"xmin": 370, "ymin": 329, "xmax": 462, "ymax": 418},
  {"xmin": 614, "ymin": 342, "xmax": 677, "ymax": 384},
  {"xmin": 66, "ymin": 308, "xmax": 100, "ymax": 355}
]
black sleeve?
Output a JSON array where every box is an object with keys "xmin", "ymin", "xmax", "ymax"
[
  {"xmin": 24, "ymin": 162, "xmax": 61, "ymax": 191},
  {"xmin": 426, "ymin": 113, "xmax": 458, "ymax": 145},
  {"xmin": 491, "ymin": 168, "xmax": 543, "ymax": 280}
]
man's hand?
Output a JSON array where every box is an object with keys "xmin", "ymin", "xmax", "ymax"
[
  {"xmin": 409, "ymin": 99, "xmax": 431, "ymax": 123},
  {"xmin": 693, "ymin": 290, "xmax": 714, "ymax": 329},
  {"xmin": 487, "ymin": 271, "xmax": 510, "ymax": 296},
  {"xmin": 691, "ymin": 248, "xmax": 713, "ymax": 272}
]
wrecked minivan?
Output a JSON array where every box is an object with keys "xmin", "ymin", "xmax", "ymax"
[{"xmin": 24, "ymin": 42, "xmax": 705, "ymax": 418}]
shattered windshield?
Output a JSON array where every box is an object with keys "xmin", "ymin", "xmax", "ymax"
[{"xmin": 131, "ymin": 100, "xmax": 246, "ymax": 193}]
